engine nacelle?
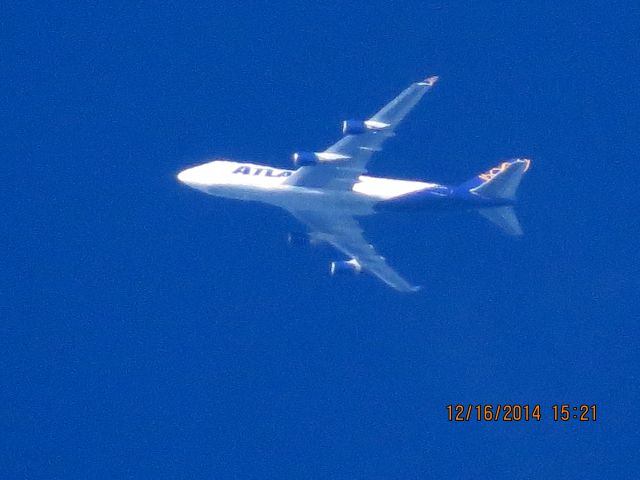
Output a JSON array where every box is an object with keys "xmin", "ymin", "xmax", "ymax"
[
  {"xmin": 330, "ymin": 259, "xmax": 362, "ymax": 276},
  {"xmin": 342, "ymin": 120, "xmax": 368, "ymax": 135},
  {"xmin": 341, "ymin": 119, "xmax": 391, "ymax": 135},
  {"xmin": 292, "ymin": 151, "xmax": 352, "ymax": 167},
  {"xmin": 292, "ymin": 152, "xmax": 319, "ymax": 167},
  {"xmin": 287, "ymin": 232, "xmax": 311, "ymax": 247}
]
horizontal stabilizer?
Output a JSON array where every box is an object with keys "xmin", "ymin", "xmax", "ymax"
[{"xmin": 478, "ymin": 206, "xmax": 523, "ymax": 236}]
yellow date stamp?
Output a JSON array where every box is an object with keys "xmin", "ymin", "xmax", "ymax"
[{"xmin": 446, "ymin": 404, "xmax": 597, "ymax": 422}]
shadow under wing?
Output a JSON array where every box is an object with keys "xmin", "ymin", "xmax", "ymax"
[{"xmin": 288, "ymin": 209, "xmax": 420, "ymax": 293}]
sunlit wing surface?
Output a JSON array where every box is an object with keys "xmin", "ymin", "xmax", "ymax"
[
  {"xmin": 288, "ymin": 209, "xmax": 421, "ymax": 293},
  {"xmin": 284, "ymin": 76, "xmax": 439, "ymax": 190}
]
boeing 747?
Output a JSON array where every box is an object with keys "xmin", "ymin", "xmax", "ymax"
[{"xmin": 177, "ymin": 76, "xmax": 530, "ymax": 292}]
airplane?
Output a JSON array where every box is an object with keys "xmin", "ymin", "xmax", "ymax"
[{"xmin": 177, "ymin": 76, "xmax": 531, "ymax": 292}]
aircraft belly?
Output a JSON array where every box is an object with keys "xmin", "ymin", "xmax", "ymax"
[
  {"xmin": 272, "ymin": 188, "xmax": 376, "ymax": 215},
  {"xmin": 202, "ymin": 184, "xmax": 376, "ymax": 215}
]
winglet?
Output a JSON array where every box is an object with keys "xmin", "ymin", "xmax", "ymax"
[{"xmin": 418, "ymin": 75, "xmax": 439, "ymax": 87}]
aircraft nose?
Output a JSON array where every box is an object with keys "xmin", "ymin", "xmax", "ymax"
[{"xmin": 177, "ymin": 168, "xmax": 195, "ymax": 185}]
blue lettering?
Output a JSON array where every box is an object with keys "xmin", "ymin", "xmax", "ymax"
[
  {"xmin": 232, "ymin": 165, "xmax": 292, "ymax": 177},
  {"xmin": 232, "ymin": 166, "xmax": 251, "ymax": 175}
]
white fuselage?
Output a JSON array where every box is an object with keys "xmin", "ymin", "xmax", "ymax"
[{"xmin": 177, "ymin": 160, "xmax": 439, "ymax": 215}]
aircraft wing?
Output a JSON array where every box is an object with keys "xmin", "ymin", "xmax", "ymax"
[
  {"xmin": 289, "ymin": 209, "xmax": 420, "ymax": 293},
  {"xmin": 284, "ymin": 75, "xmax": 438, "ymax": 190}
]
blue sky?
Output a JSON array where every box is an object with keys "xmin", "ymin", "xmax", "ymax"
[{"xmin": 3, "ymin": 1, "xmax": 639, "ymax": 478}]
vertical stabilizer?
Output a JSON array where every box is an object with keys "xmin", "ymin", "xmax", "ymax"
[
  {"xmin": 459, "ymin": 159, "xmax": 531, "ymax": 236},
  {"xmin": 468, "ymin": 158, "xmax": 531, "ymax": 201}
]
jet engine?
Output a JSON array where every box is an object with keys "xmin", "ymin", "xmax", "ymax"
[
  {"xmin": 292, "ymin": 152, "xmax": 319, "ymax": 167},
  {"xmin": 330, "ymin": 259, "xmax": 362, "ymax": 276},
  {"xmin": 342, "ymin": 120, "xmax": 367, "ymax": 135},
  {"xmin": 341, "ymin": 119, "xmax": 390, "ymax": 135},
  {"xmin": 287, "ymin": 232, "xmax": 311, "ymax": 247},
  {"xmin": 292, "ymin": 151, "xmax": 351, "ymax": 167}
]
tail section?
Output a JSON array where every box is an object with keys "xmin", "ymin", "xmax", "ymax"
[
  {"xmin": 478, "ymin": 206, "xmax": 523, "ymax": 236},
  {"xmin": 460, "ymin": 158, "xmax": 531, "ymax": 236},
  {"xmin": 461, "ymin": 158, "xmax": 531, "ymax": 200}
]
